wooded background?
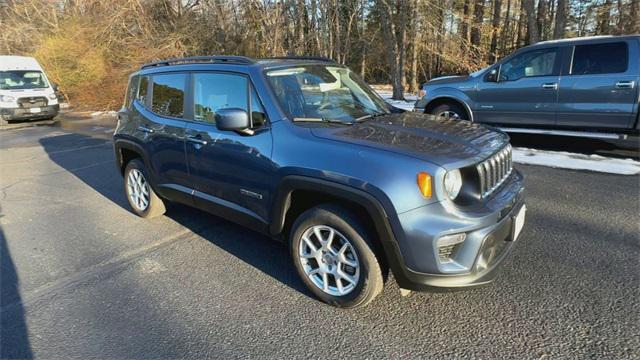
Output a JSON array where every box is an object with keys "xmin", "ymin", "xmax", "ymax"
[{"xmin": 1, "ymin": 0, "xmax": 638, "ymax": 109}]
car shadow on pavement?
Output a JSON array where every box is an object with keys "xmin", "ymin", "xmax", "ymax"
[
  {"xmin": 38, "ymin": 132, "xmax": 311, "ymax": 298},
  {"xmin": 0, "ymin": 225, "xmax": 34, "ymax": 359}
]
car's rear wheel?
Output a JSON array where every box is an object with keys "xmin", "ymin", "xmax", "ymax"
[
  {"xmin": 290, "ymin": 204, "xmax": 384, "ymax": 308},
  {"xmin": 429, "ymin": 102, "xmax": 467, "ymax": 120},
  {"xmin": 124, "ymin": 158, "xmax": 166, "ymax": 218}
]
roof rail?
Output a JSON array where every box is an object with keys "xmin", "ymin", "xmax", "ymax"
[
  {"xmin": 267, "ymin": 56, "xmax": 336, "ymax": 63},
  {"xmin": 141, "ymin": 56, "xmax": 255, "ymax": 69}
]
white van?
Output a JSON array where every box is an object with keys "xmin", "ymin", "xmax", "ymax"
[{"xmin": 0, "ymin": 56, "xmax": 59, "ymax": 125}]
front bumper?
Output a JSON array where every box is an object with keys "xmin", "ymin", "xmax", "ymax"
[
  {"xmin": 0, "ymin": 105, "xmax": 60, "ymax": 121},
  {"xmin": 385, "ymin": 169, "xmax": 525, "ymax": 291}
]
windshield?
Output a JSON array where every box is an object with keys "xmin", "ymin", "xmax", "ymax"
[
  {"xmin": 266, "ymin": 65, "xmax": 389, "ymax": 123},
  {"xmin": 0, "ymin": 70, "xmax": 49, "ymax": 90}
]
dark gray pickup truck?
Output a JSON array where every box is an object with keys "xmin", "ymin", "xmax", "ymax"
[{"xmin": 415, "ymin": 35, "xmax": 640, "ymax": 139}]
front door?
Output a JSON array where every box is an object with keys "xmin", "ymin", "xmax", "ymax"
[
  {"xmin": 556, "ymin": 41, "xmax": 638, "ymax": 129},
  {"xmin": 184, "ymin": 72, "xmax": 273, "ymax": 228},
  {"xmin": 475, "ymin": 47, "xmax": 560, "ymax": 126}
]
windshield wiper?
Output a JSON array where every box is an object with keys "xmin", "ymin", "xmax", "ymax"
[
  {"xmin": 355, "ymin": 112, "xmax": 388, "ymax": 123},
  {"xmin": 292, "ymin": 117, "xmax": 353, "ymax": 125}
]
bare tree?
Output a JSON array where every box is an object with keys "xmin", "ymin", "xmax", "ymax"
[
  {"xmin": 553, "ymin": 0, "xmax": 567, "ymax": 39},
  {"xmin": 523, "ymin": 0, "xmax": 539, "ymax": 44}
]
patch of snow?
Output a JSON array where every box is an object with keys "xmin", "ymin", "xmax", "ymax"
[
  {"xmin": 377, "ymin": 90, "xmax": 418, "ymax": 111},
  {"xmin": 512, "ymin": 147, "xmax": 640, "ymax": 175},
  {"xmin": 90, "ymin": 111, "xmax": 118, "ymax": 117}
]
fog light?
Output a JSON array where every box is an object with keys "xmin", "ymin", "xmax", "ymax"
[{"xmin": 437, "ymin": 233, "xmax": 466, "ymax": 261}]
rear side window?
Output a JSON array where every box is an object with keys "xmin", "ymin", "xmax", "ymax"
[
  {"xmin": 137, "ymin": 76, "xmax": 149, "ymax": 105},
  {"xmin": 151, "ymin": 73, "xmax": 186, "ymax": 118},
  {"xmin": 571, "ymin": 42, "xmax": 628, "ymax": 75}
]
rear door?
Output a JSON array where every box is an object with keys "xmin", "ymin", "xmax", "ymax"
[
  {"xmin": 556, "ymin": 40, "xmax": 638, "ymax": 129},
  {"xmin": 475, "ymin": 46, "xmax": 560, "ymax": 126},
  {"xmin": 134, "ymin": 72, "xmax": 192, "ymax": 203}
]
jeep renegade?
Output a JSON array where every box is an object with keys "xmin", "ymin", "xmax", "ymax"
[{"xmin": 113, "ymin": 56, "xmax": 526, "ymax": 308}]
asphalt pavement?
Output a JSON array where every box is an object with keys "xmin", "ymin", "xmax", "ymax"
[{"xmin": 1, "ymin": 115, "xmax": 638, "ymax": 359}]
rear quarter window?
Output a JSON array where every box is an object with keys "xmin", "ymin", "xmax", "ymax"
[
  {"xmin": 571, "ymin": 42, "xmax": 628, "ymax": 75},
  {"xmin": 125, "ymin": 75, "xmax": 138, "ymax": 108}
]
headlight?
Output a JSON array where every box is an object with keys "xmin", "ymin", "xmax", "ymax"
[
  {"xmin": 48, "ymin": 93, "xmax": 57, "ymax": 100},
  {"xmin": 0, "ymin": 95, "xmax": 16, "ymax": 102},
  {"xmin": 443, "ymin": 169, "xmax": 463, "ymax": 200}
]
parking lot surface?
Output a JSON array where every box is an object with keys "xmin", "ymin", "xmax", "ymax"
[{"xmin": 1, "ymin": 115, "xmax": 638, "ymax": 358}]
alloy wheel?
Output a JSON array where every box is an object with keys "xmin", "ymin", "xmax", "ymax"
[
  {"xmin": 298, "ymin": 225, "xmax": 360, "ymax": 296},
  {"xmin": 127, "ymin": 168, "xmax": 150, "ymax": 211}
]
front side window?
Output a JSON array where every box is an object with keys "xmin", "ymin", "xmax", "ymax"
[
  {"xmin": 266, "ymin": 65, "xmax": 389, "ymax": 123},
  {"xmin": 193, "ymin": 73, "xmax": 266, "ymax": 128},
  {"xmin": 151, "ymin": 73, "xmax": 186, "ymax": 118},
  {"xmin": 0, "ymin": 71, "xmax": 49, "ymax": 90},
  {"xmin": 499, "ymin": 48, "xmax": 557, "ymax": 81},
  {"xmin": 571, "ymin": 42, "xmax": 628, "ymax": 75}
]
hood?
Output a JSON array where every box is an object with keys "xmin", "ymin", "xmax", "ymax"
[
  {"xmin": 427, "ymin": 75, "xmax": 470, "ymax": 85},
  {"xmin": 310, "ymin": 112, "xmax": 509, "ymax": 168}
]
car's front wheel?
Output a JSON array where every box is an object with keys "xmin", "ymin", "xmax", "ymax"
[
  {"xmin": 429, "ymin": 102, "xmax": 467, "ymax": 120},
  {"xmin": 290, "ymin": 204, "xmax": 385, "ymax": 308},
  {"xmin": 124, "ymin": 158, "xmax": 166, "ymax": 218}
]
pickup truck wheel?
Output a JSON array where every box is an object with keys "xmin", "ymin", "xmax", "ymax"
[
  {"xmin": 124, "ymin": 158, "xmax": 166, "ymax": 218},
  {"xmin": 290, "ymin": 204, "xmax": 384, "ymax": 308},
  {"xmin": 429, "ymin": 103, "xmax": 467, "ymax": 120}
]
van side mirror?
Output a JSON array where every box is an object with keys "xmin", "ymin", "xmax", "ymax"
[
  {"xmin": 485, "ymin": 68, "xmax": 499, "ymax": 82},
  {"xmin": 215, "ymin": 108, "xmax": 251, "ymax": 133},
  {"xmin": 52, "ymin": 83, "xmax": 59, "ymax": 91}
]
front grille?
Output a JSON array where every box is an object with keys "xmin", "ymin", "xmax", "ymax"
[
  {"xmin": 18, "ymin": 96, "xmax": 48, "ymax": 108},
  {"xmin": 476, "ymin": 144, "xmax": 513, "ymax": 198}
]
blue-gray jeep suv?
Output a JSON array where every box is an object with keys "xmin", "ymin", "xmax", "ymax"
[{"xmin": 113, "ymin": 56, "xmax": 526, "ymax": 308}]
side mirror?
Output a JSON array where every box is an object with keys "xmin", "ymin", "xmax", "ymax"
[
  {"xmin": 215, "ymin": 108, "xmax": 251, "ymax": 132},
  {"xmin": 485, "ymin": 68, "xmax": 499, "ymax": 82},
  {"xmin": 52, "ymin": 83, "xmax": 59, "ymax": 91}
]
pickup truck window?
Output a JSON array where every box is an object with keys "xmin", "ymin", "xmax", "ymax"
[
  {"xmin": 570, "ymin": 42, "xmax": 628, "ymax": 75},
  {"xmin": 499, "ymin": 48, "xmax": 557, "ymax": 81}
]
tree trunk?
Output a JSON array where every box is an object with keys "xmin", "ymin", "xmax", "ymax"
[
  {"xmin": 488, "ymin": 0, "xmax": 501, "ymax": 63},
  {"xmin": 536, "ymin": 0, "xmax": 547, "ymax": 40},
  {"xmin": 470, "ymin": 0, "xmax": 485, "ymax": 47},
  {"xmin": 460, "ymin": 0, "xmax": 471, "ymax": 51},
  {"xmin": 379, "ymin": 0, "xmax": 405, "ymax": 100},
  {"xmin": 553, "ymin": 0, "xmax": 567, "ymax": 39},
  {"xmin": 408, "ymin": 0, "xmax": 420, "ymax": 93},
  {"xmin": 523, "ymin": 0, "xmax": 539, "ymax": 44},
  {"xmin": 597, "ymin": 0, "xmax": 613, "ymax": 34}
]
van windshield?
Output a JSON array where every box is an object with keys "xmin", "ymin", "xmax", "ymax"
[
  {"xmin": 0, "ymin": 71, "xmax": 49, "ymax": 90},
  {"xmin": 266, "ymin": 65, "xmax": 389, "ymax": 123}
]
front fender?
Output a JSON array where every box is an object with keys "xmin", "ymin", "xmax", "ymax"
[{"xmin": 415, "ymin": 88, "xmax": 475, "ymax": 121}]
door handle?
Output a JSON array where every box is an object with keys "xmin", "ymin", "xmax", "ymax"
[
  {"xmin": 615, "ymin": 81, "xmax": 635, "ymax": 89},
  {"xmin": 186, "ymin": 135, "xmax": 208, "ymax": 146},
  {"xmin": 137, "ymin": 125, "xmax": 154, "ymax": 133},
  {"xmin": 542, "ymin": 83, "xmax": 558, "ymax": 90}
]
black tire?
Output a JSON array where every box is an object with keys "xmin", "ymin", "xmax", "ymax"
[
  {"xmin": 290, "ymin": 204, "xmax": 385, "ymax": 308},
  {"xmin": 429, "ymin": 102, "xmax": 468, "ymax": 120},
  {"xmin": 123, "ymin": 158, "xmax": 166, "ymax": 218}
]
